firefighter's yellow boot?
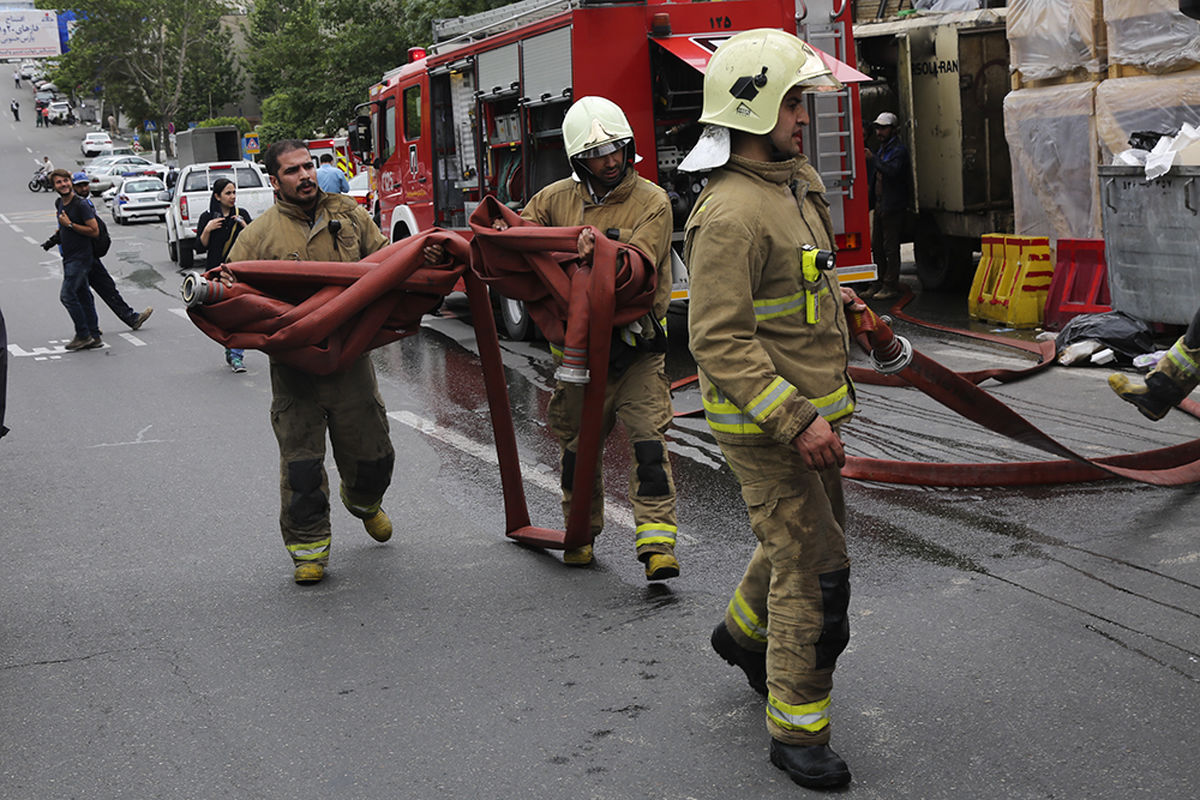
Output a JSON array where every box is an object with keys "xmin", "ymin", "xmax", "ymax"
[
  {"xmin": 1109, "ymin": 337, "xmax": 1200, "ymax": 421},
  {"xmin": 563, "ymin": 543, "xmax": 593, "ymax": 566},
  {"xmin": 363, "ymin": 509, "xmax": 393, "ymax": 542},
  {"xmin": 293, "ymin": 562, "xmax": 325, "ymax": 584},
  {"xmin": 644, "ymin": 552, "xmax": 680, "ymax": 581}
]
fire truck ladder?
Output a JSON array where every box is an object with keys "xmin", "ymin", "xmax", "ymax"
[
  {"xmin": 431, "ymin": 0, "xmax": 579, "ymax": 52},
  {"xmin": 802, "ymin": 22, "xmax": 859, "ymax": 205}
]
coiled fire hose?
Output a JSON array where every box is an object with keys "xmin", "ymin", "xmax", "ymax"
[
  {"xmin": 468, "ymin": 197, "xmax": 659, "ymax": 548},
  {"xmin": 184, "ymin": 206, "xmax": 659, "ymax": 552}
]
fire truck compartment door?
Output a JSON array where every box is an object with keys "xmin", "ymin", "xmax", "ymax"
[
  {"xmin": 522, "ymin": 27, "xmax": 572, "ymax": 104},
  {"xmin": 650, "ymin": 35, "xmax": 870, "ymax": 84},
  {"xmin": 478, "ymin": 44, "xmax": 519, "ymax": 96}
]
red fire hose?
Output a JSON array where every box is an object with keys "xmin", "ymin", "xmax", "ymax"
[
  {"xmin": 674, "ymin": 290, "xmax": 1200, "ymax": 486},
  {"xmin": 468, "ymin": 197, "xmax": 658, "ymax": 548},
  {"xmin": 187, "ymin": 205, "xmax": 659, "ymax": 552},
  {"xmin": 844, "ymin": 301, "xmax": 1200, "ymax": 486}
]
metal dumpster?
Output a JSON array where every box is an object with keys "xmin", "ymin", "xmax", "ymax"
[{"xmin": 1100, "ymin": 164, "xmax": 1200, "ymax": 325}]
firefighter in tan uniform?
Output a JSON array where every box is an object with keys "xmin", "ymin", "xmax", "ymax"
[
  {"xmin": 224, "ymin": 139, "xmax": 394, "ymax": 586},
  {"xmin": 680, "ymin": 30, "xmax": 865, "ymax": 789},
  {"xmin": 491, "ymin": 96, "xmax": 681, "ymax": 579}
]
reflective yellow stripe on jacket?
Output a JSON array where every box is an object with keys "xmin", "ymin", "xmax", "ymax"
[
  {"xmin": 703, "ymin": 382, "xmax": 853, "ymax": 436},
  {"xmin": 753, "ymin": 285, "xmax": 829, "ymax": 322}
]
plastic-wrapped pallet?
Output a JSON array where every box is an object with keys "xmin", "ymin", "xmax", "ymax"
[
  {"xmin": 1004, "ymin": 82, "xmax": 1101, "ymax": 241},
  {"xmin": 1105, "ymin": 0, "xmax": 1200, "ymax": 73},
  {"xmin": 1095, "ymin": 74, "xmax": 1200, "ymax": 160},
  {"xmin": 1008, "ymin": 0, "xmax": 1104, "ymax": 81}
]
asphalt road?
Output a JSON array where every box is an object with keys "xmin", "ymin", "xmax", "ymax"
[{"xmin": 2, "ymin": 113, "xmax": 1198, "ymax": 800}]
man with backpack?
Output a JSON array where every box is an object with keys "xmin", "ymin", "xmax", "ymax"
[{"xmin": 48, "ymin": 169, "xmax": 149, "ymax": 350}]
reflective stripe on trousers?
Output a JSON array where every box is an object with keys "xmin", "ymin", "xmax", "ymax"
[{"xmin": 767, "ymin": 693, "xmax": 831, "ymax": 734}]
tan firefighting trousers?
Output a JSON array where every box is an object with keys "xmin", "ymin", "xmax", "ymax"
[
  {"xmin": 546, "ymin": 351, "xmax": 677, "ymax": 560},
  {"xmin": 717, "ymin": 440, "xmax": 851, "ymax": 746},
  {"xmin": 269, "ymin": 355, "xmax": 395, "ymax": 566}
]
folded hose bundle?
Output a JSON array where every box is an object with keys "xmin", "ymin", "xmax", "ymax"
[{"xmin": 185, "ymin": 230, "xmax": 471, "ymax": 375}]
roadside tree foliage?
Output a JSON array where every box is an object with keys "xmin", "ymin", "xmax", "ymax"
[
  {"xmin": 41, "ymin": 0, "xmax": 240, "ymax": 157},
  {"xmin": 247, "ymin": 0, "xmax": 513, "ymax": 140}
]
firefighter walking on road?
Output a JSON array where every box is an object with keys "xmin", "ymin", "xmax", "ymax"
[
  {"xmin": 681, "ymin": 29, "xmax": 865, "ymax": 789},
  {"xmin": 486, "ymin": 96, "xmax": 681, "ymax": 580},
  {"xmin": 223, "ymin": 139, "xmax": 395, "ymax": 586}
]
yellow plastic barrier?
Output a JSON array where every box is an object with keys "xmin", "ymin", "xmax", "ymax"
[{"xmin": 968, "ymin": 235, "xmax": 1053, "ymax": 328}]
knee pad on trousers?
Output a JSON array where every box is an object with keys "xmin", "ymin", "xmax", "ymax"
[
  {"xmin": 633, "ymin": 440, "xmax": 670, "ymax": 497},
  {"xmin": 352, "ymin": 452, "xmax": 395, "ymax": 499},
  {"xmin": 814, "ymin": 567, "xmax": 851, "ymax": 670},
  {"xmin": 286, "ymin": 458, "xmax": 328, "ymax": 526},
  {"xmin": 561, "ymin": 449, "xmax": 576, "ymax": 492}
]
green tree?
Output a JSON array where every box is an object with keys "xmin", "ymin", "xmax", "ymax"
[
  {"xmin": 246, "ymin": 0, "xmax": 512, "ymax": 142},
  {"xmin": 43, "ymin": 0, "xmax": 239, "ymax": 158}
]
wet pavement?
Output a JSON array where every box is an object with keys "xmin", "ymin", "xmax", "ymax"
[{"xmin": 2, "ymin": 120, "xmax": 1198, "ymax": 799}]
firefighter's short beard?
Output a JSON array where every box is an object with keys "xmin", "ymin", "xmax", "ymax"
[{"xmin": 576, "ymin": 158, "xmax": 628, "ymax": 190}]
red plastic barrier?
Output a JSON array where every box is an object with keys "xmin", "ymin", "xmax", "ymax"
[{"xmin": 1043, "ymin": 238, "xmax": 1111, "ymax": 331}]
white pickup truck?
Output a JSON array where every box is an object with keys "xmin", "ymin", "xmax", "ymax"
[{"xmin": 164, "ymin": 161, "xmax": 275, "ymax": 270}]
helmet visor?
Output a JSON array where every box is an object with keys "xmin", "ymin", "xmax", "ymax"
[{"xmin": 575, "ymin": 137, "xmax": 630, "ymax": 161}]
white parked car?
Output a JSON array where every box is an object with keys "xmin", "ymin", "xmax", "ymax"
[
  {"xmin": 165, "ymin": 161, "xmax": 274, "ymax": 269},
  {"xmin": 112, "ymin": 175, "xmax": 169, "ymax": 224},
  {"xmin": 81, "ymin": 132, "xmax": 113, "ymax": 156},
  {"xmin": 46, "ymin": 100, "xmax": 73, "ymax": 124}
]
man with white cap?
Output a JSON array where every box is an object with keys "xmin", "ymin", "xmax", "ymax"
[
  {"xmin": 865, "ymin": 110, "xmax": 910, "ymax": 300},
  {"xmin": 681, "ymin": 28, "xmax": 864, "ymax": 789}
]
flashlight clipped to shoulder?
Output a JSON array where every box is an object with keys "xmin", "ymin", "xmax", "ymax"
[{"xmin": 800, "ymin": 244, "xmax": 835, "ymax": 323}]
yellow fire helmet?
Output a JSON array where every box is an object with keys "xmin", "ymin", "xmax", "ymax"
[
  {"xmin": 562, "ymin": 95, "xmax": 636, "ymax": 173},
  {"xmin": 699, "ymin": 28, "xmax": 842, "ymax": 136}
]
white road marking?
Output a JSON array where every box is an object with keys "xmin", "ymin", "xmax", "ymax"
[
  {"xmin": 169, "ymin": 307, "xmax": 190, "ymax": 319},
  {"xmin": 119, "ymin": 332, "xmax": 146, "ymax": 346},
  {"xmin": 9, "ymin": 224, "xmax": 21, "ymax": 233},
  {"xmin": 89, "ymin": 424, "xmax": 169, "ymax": 448},
  {"xmin": 0, "ymin": 214, "xmax": 9, "ymax": 223},
  {"xmin": 389, "ymin": 408, "xmax": 698, "ymax": 544},
  {"xmin": 23, "ymin": 236, "xmax": 38, "ymax": 246}
]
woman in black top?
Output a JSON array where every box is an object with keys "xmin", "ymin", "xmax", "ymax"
[{"xmin": 195, "ymin": 177, "xmax": 252, "ymax": 372}]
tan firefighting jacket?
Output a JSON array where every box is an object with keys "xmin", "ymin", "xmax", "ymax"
[
  {"xmin": 683, "ymin": 154, "xmax": 854, "ymax": 447},
  {"xmin": 229, "ymin": 190, "xmax": 387, "ymax": 264},
  {"xmin": 521, "ymin": 167, "xmax": 674, "ymax": 328}
]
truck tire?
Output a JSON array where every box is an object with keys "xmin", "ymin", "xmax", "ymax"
[
  {"xmin": 914, "ymin": 218, "xmax": 975, "ymax": 292},
  {"xmin": 177, "ymin": 239, "xmax": 193, "ymax": 270},
  {"xmin": 490, "ymin": 289, "xmax": 537, "ymax": 341}
]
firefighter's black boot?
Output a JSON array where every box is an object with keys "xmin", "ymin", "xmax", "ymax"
[
  {"xmin": 1108, "ymin": 371, "xmax": 1189, "ymax": 421},
  {"xmin": 711, "ymin": 622, "xmax": 767, "ymax": 696},
  {"xmin": 770, "ymin": 740, "xmax": 852, "ymax": 789}
]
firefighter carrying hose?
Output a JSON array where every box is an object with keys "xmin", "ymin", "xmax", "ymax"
[
  {"xmin": 680, "ymin": 29, "xmax": 866, "ymax": 789},
  {"xmin": 223, "ymin": 139, "xmax": 395, "ymax": 586},
  {"xmin": 473, "ymin": 96, "xmax": 681, "ymax": 579},
  {"xmin": 1110, "ymin": 305, "xmax": 1200, "ymax": 420}
]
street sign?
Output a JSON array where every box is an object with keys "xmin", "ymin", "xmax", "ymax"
[
  {"xmin": 143, "ymin": 119, "xmax": 156, "ymax": 131},
  {"xmin": 243, "ymin": 134, "xmax": 260, "ymax": 154}
]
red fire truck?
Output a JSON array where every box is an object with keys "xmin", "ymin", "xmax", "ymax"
[{"xmin": 350, "ymin": 0, "xmax": 873, "ymax": 338}]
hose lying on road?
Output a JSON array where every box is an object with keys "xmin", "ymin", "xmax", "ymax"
[{"xmin": 674, "ymin": 288, "xmax": 1200, "ymax": 487}]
